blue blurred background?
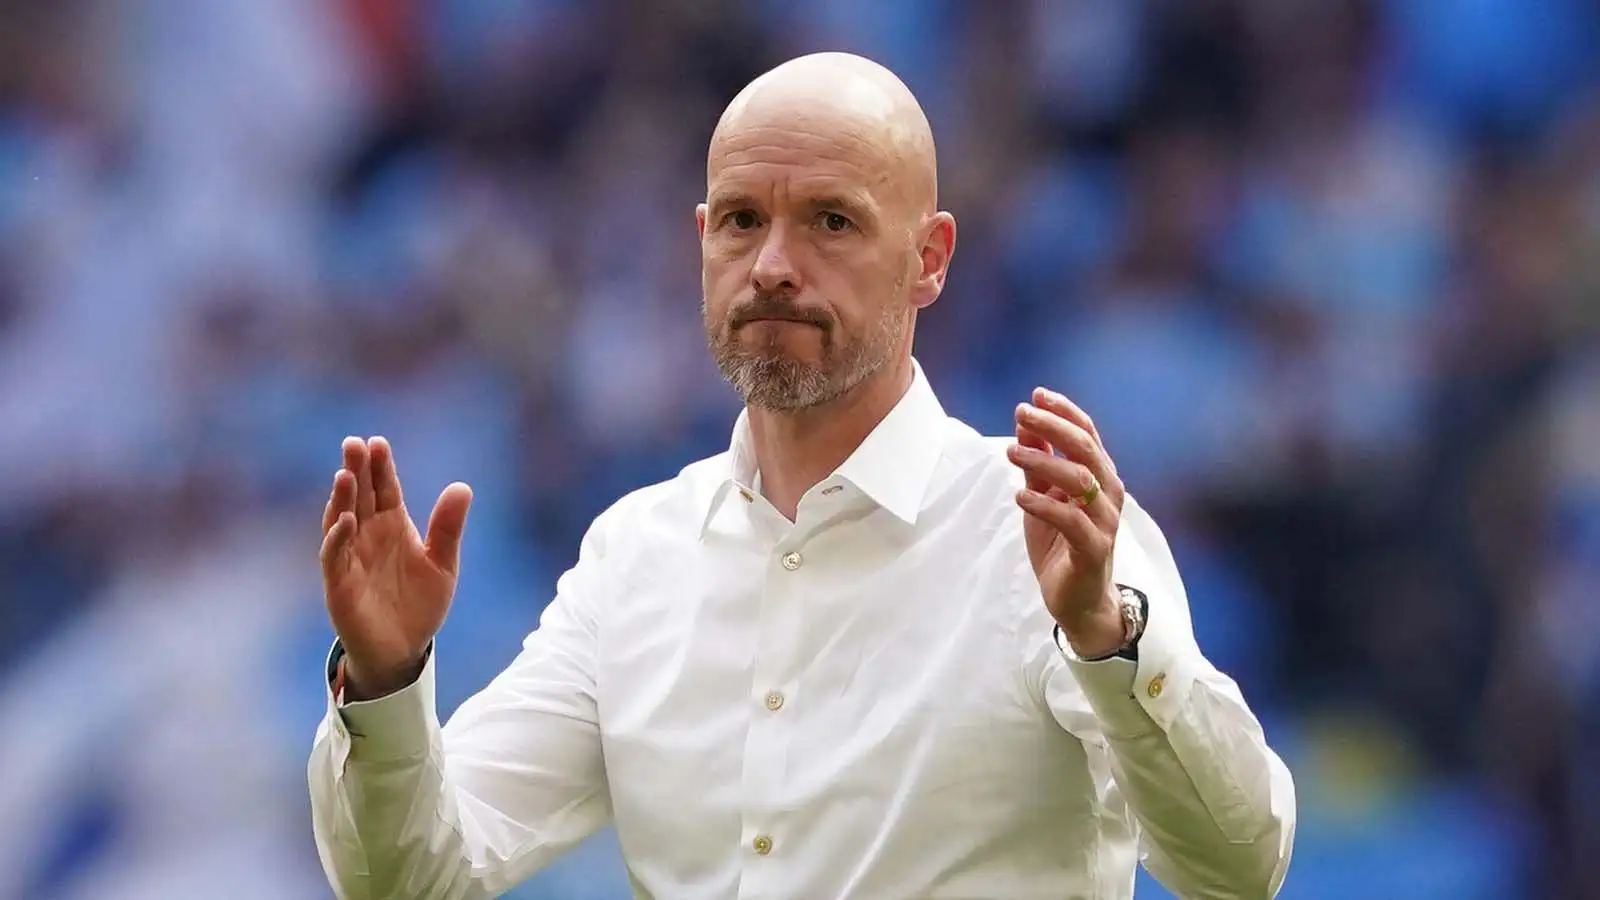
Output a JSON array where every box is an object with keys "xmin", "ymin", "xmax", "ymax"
[{"xmin": 0, "ymin": 0, "xmax": 1596, "ymax": 897}]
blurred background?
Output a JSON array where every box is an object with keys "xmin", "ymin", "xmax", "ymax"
[{"xmin": 0, "ymin": 0, "xmax": 1595, "ymax": 897}]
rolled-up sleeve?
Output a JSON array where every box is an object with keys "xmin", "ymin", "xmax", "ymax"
[
  {"xmin": 1042, "ymin": 497, "xmax": 1296, "ymax": 899},
  {"xmin": 307, "ymin": 510, "xmax": 618, "ymax": 900}
]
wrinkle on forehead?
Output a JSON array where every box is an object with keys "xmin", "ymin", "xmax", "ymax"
[{"xmin": 708, "ymin": 53, "xmax": 938, "ymax": 218}]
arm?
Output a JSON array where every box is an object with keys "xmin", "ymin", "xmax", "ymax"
[
  {"xmin": 307, "ymin": 516, "xmax": 615, "ymax": 900},
  {"xmin": 1040, "ymin": 496, "xmax": 1296, "ymax": 898}
]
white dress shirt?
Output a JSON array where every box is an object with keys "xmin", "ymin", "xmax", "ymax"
[{"xmin": 309, "ymin": 361, "xmax": 1296, "ymax": 899}]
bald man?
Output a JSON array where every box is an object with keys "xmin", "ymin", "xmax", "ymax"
[{"xmin": 310, "ymin": 54, "xmax": 1296, "ymax": 899}]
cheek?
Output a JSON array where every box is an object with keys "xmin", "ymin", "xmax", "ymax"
[
  {"xmin": 705, "ymin": 238, "xmax": 755, "ymax": 279},
  {"xmin": 700, "ymin": 250, "xmax": 736, "ymax": 297}
]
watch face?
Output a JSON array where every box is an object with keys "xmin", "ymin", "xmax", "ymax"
[{"xmin": 1115, "ymin": 585, "xmax": 1147, "ymax": 639}]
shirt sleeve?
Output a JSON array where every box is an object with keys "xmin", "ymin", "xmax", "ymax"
[
  {"xmin": 307, "ymin": 510, "xmax": 618, "ymax": 900},
  {"xmin": 1035, "ymin": 495, "xmax": 1297, "ymax": 899}
]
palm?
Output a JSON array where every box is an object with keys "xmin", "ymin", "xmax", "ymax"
[
  {"xmin": 327, "ymin": 505, "xmax": 454, "ymax": 670},
  {"xmin": 320, "ymin": 437, "xmax": 473, "ymax": 689},
  {"xmin": 1023, "ymin": 501, "xmax": 1097, "ymax": 622}
]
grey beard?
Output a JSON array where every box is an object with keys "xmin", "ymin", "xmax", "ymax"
[
  {"xmin": 715, "ymin": 346, "xmax": 880, "ymax": 411},
  {"xmin": 706, "ymin": 296, "xmax": 907, "ymax": 412}
]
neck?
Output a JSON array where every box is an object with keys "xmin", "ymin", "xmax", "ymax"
[{"xmin": 747, "ymin": 355, "xmax": 915, "ymax": 521}]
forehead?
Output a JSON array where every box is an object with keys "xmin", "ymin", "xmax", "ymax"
[{"xmin": 707, "ymin": 109, "xmax": 904, "ymax": 204}]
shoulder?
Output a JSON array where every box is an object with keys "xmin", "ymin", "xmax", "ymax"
[
  {"xmin": 933, "ymin": 416, "xmax": 1180, "ymax": 602},
  {"xmin": 933, "ymin": 418, "xmax": 1027, "ymax": 498},
  {"xmin": 581, "ymin": 451, "xmax": 733, "ymax": 550}
]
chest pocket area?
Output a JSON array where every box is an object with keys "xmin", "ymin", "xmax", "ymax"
[{"xmin": 781, "ymin": 559, "xmax": 1046, "ymax": 809}]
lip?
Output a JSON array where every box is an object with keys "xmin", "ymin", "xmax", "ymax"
[{"xmin": 744, "ymin": 317, "xmax": 821, "ymax": 327}]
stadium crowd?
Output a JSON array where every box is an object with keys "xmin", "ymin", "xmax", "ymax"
[{"xmin": 0, "ymin": 1, "xmax": 1595, "ymax": 897}]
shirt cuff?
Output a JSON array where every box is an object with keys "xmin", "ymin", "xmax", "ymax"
[
  {"xmin": 323, "ymin": 640, "xmax": 438, "ymax": 764},
  {"xmin": 1060, "ymin": 588, "xmax": 1201, "ymax": 739}
]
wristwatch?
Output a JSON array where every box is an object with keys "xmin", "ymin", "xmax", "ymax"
[{"xmin": 1055, "ymin": 584, "xmax": 1148, "ymax": 662}]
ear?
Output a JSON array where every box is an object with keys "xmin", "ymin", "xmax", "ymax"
[
  {"xmin": 696, "ymin": 203, "xmax": 709, "ymax": 240},
  {"xmin": 909, "ymin": 211, "xmax": 957, "ymax": 310}
]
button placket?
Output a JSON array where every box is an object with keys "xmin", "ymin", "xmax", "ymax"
[{"xmin": 740, "ymin": 537, "xmax": 808, "ymax": 886}]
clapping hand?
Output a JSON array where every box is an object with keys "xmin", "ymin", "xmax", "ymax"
[
  {"xmin": 1006, "ymin": 388, "xmax": 1128, "ymax": 659},
  {"xmin": 321, "ymin": 436, "xmax": 474, "ymax": 699}
]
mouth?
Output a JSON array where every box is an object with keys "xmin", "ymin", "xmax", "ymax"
[{"xmin": 744, "ymin": 317, "xmax": 822, "ymax": 327}]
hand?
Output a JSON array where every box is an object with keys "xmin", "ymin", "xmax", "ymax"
[
  {"xmin": 321, "ymin": 436, "xmax": 473, "ymax": 699},
  {"xmin": 1006, "ymin": 388, "xmax": 1128, "ymax": 659}
]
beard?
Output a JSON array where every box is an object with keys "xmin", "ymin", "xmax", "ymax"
[{"xmin": 705, "ymin": 292, "xmax": 905, "ymax": 412}]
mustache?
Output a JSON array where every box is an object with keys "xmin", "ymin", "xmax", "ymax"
[{"xmin": 729, "ymin": 294, "xmax": 833, "ymax": 330}]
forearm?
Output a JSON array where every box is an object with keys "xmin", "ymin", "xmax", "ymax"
[
  {"xmin": 308, "ymin": 606, "xmax": 613, "ymax": 897},
  {"xmin": 1069, "ymin": 648, "xmax": 1295, "ymax": 898},
  {"xmin": 309, "ymin": 647, "xmax": 494, "ymax": 900}
]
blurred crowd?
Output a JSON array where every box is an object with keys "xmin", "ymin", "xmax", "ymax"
[{"xmin": 0, "ymin": 1, "xmax": 1596, "ymax": 898}]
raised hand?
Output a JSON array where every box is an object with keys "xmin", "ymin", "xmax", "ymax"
[
  {"xmin": 1005, "ymin": 388, "xmax": 1128, "ymax": 659},
  {"xmin": 321, "ymin": 436, "xmax": 473, "ymax": 699}
]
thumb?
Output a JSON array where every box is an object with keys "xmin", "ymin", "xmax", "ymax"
[{"xmin": 423, "ymin": 482, "xmax": 473, "ymax": 575}]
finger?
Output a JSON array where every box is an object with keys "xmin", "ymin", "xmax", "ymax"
[
  {"xmin": 323, "ymin": 469, "xmax": 357, "ymax": 534},
  {"xmin": 1006, "ymin": 445, "xmax": 1120, "ymax": 530},
  {"xmin": 1032, "ymin": 387, "xmax": 1103, "ymax": 448},
  {"xmin": 423, "ymin": 482, "xmax": 474, "ymax": 576},
  {"xmin": 320, "ymin": 510, "xmax": 357, "ymax": 587},
  {"xmin": 1016, "ymin": 403, "xmax": 1115, "ymax": 488},
  {"xmin": 342, "ymin": 436, "xmax": 376, "ymax": 520},
  {"xmin": 1006, "ymin": 443, "xmax": 1109, "ymax": 508},
  {"xmin": 368, "ymin": 436, "xmax": 404, "ymax": 513},
  {"xmin": 1016, "ymin": 488, "xmax": 1111, "ymax": 560},
  {"xmin": 1014, "ymin": 423, "xmax": 1052, "ymax": 494}
]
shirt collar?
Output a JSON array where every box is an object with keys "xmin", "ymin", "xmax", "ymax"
[{"xmin": 700, "ymin": 359, "xmax": 948, "ymax": 537}]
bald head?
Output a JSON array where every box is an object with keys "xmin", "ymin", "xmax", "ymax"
[
  {"xmin": 698, "ymin": 53, "xmax": 957, "ymax": 414},
  {"xmin": 710, "ymin": 53, "xmax": 938, "ymax": 214}
]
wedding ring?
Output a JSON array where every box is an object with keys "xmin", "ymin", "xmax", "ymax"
[{"xmin": 1079, "ymin": 477, "xmax": 1101, "ymax": 507}]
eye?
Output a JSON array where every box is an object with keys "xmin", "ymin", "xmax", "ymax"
[
  {"xmin": 817, "ymin": 211, "xmax": 854, "ymax": 233},
  {"xmin": 722, "ymin": 209, "xmax": 760, "ymax": 231}
]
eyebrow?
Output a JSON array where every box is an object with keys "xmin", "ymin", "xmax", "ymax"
[
  {"xmin": 805, "ymin": 193, "xmax": 875, "ymax": 223},
  {"xmin": 705, "ymin": 190, "xmax": 879, "ymax": 225},
  {"xmin": 705, "ymin": 192, "xmax": 758, "ymax": 218}
]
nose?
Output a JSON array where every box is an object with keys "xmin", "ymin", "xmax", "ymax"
[{"xmin": 751, "ymin": 222, "xmax": 801, "ymax": 294}]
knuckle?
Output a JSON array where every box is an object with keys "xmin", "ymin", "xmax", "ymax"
[{"xmin": 1074, "ymin": 429, "xmax": 1096, "ymax": 458}]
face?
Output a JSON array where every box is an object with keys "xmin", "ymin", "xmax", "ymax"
[{"xmin": 698, "ymin": 110, "xmax": 949, "ymax": 412}]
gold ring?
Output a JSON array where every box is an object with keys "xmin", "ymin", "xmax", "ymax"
[{"xmin": 1079, "ymin": 477, "xmax": 1101, "ymax": 507}]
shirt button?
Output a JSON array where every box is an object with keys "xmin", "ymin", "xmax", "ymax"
[
  {"xmin": 821, "ymin": 485, "xmax": 843, "ymax": 495},
  {"xmin": 738, "ymin": 488, "xmax": 754, "ymax": 502},
  {"xmin": 780, "ymin": 550, "xmax": 803, "ymax": 571},
  {"xmin": 764, "ymin": 690, "xmax": 785, "ymax": 711},
  {"xmin": 752, "ymin": 834, "xmax": 773, "ymax": 855},
  {"xmin": 1146, "ymin": 673, "xmax": 1166, "ymax": 699}
]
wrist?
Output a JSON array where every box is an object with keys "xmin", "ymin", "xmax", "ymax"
[
  {"xmin": 1056, "ymin": 587, "xmax": 1127, "ymax": 659},
  {"xmin": 340, "ymin": 650, "xmax": 428, "ymax": 702}
]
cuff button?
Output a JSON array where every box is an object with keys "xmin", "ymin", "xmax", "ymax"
[{"xmin": 1145, "ymin": 673, "xmax": 1166, "ymax": 699}]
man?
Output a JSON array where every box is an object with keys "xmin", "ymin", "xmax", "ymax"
[{"xmin": 310, "ymin": 53, "xmax": 1295, "ymax": 899}]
